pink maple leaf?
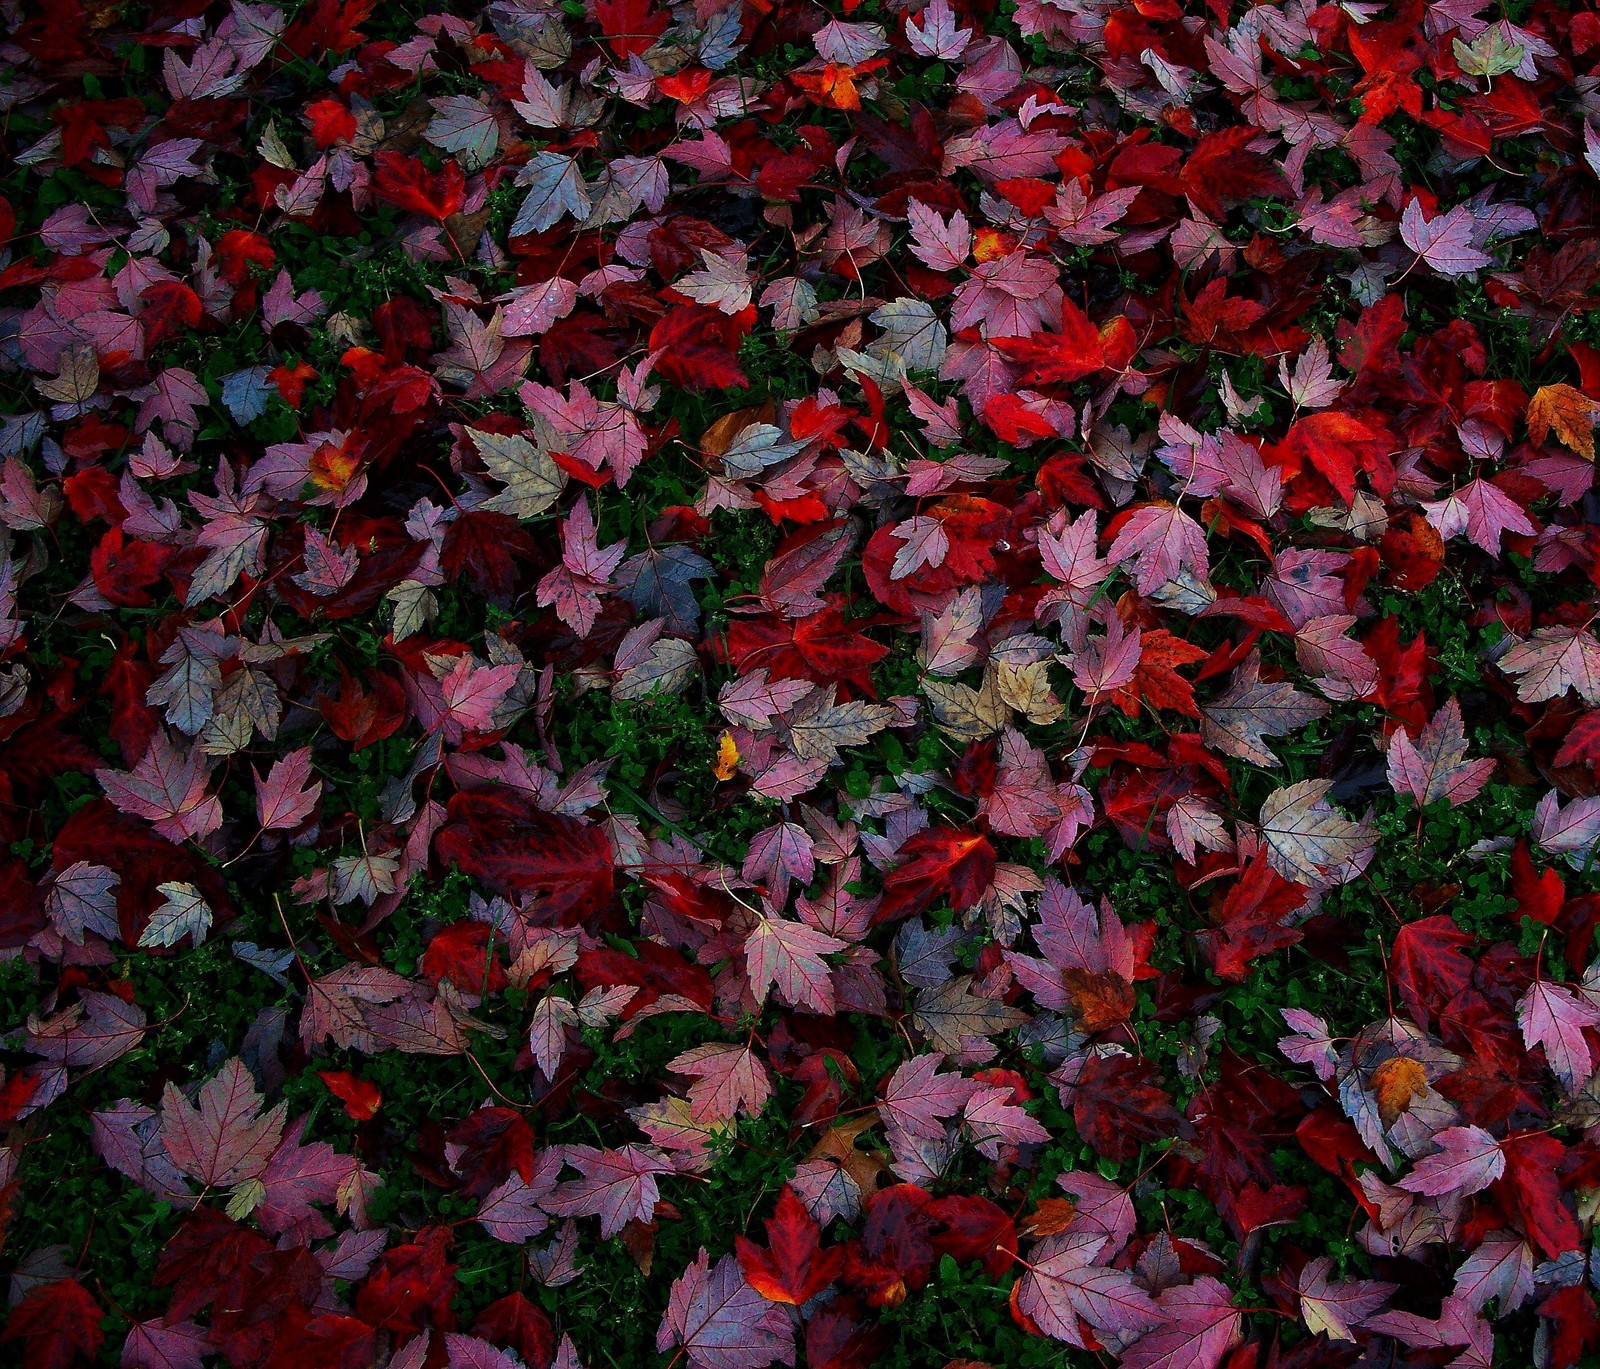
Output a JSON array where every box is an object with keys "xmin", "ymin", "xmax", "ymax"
[
  {"xmin": 880, "ymin": 1053, "xmax": 979, "ymax": 1140},
  {"xmin": 537, "ymin": 497, "xmax": 627, "ymax": 639},
  {"xmin": 1108, "ymin": 503, "xmax": 1209, "ymax": 595},
  {"xmin": 97, "ymin": 730, "xmax": 222, "ymax": 842},
  {"xmin": 546, "ymin": 1144, "xmax": 675, "ymax": 1238},
  {"xmin": 657, "ymin": 1249, "xmax": 794, "ymax": 1369},
  {"xmin": 255, "ymin": 747, "xmax": 322, "ymax": 831},
  {"xmin": 1397, "ymin": 1125, "xmax": 1506, "ymax": 1197}
]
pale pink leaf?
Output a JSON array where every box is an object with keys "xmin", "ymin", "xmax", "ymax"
[
  {"xmin": 656, "ymin": 1249, "xmax": 795, "ymax": 1369},
  {"xmin": 1385, "ymin": 699, "xmax": 1495, "ymax": 808},
  {"xmin": 255, "ymin": 747, "xmax": 321, "ymax": 830},
  {"xmin": 1517, "ymin": 978, "xmax": 1600, "ymax": 1092},
  {"xmin": 159, "ymin": 1057, "xmax": 286, "ymax": 1188}
]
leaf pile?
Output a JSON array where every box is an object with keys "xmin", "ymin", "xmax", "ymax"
[{"xmin": 2, "ymin": 0, "xmax": 1600, "ymax": 1366}]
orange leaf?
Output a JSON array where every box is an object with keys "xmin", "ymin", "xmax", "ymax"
[
  {"xmin": 1528, "ymin": 383, "xmax": 1598, "ymax": 459},
  {"xmin": 319, "ymin": 1069, "xmax": 382, "ymax": 1121},
  {"xmin": 1370, "ymin": 1056, "xmax": 1428, "ymax": 1128}
]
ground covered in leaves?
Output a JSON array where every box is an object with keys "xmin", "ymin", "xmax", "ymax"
[{"xmin": 3, "ymin": 0, "xmax": 1600, "ymax": 1366}]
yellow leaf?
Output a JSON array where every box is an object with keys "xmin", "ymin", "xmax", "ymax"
[
  {"xmin": 712, "ymin": 729, "xmax": 740, "ymax": 781},
  {"xmin": 1528, "ymin": 383, "xmax": 1597, "ymax": 460}
]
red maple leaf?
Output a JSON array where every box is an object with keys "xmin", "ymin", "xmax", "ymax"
[
  {"xmin": 649, "ymin": 305, "xmax": 751, "ymax": 391},
  {"xmin": 1061, "ymin": 1053, "xmax": 1180, "ymax": 1163},
  {"xmin": 1, "ymin": 1279, "xmax": 104, "ymax": 1369},
  {"xmin": 875, "ymin": 827, "xmax": 997, "ymax": 925},
  {"xmin": 318, "ymin": 1069, "xmax": 382, "ymax": 1121},
  {"xmin": 354, "ymin": 1226, "xmax": 458, "ymax": 1334},
  {"xmin": 371, "ymin": 151, "xmax": 465, "ymax": 221},
  {"xmin": 737, "ymin": 1185, "xmax": 846, "ymax": 1304},
  {"xmin": 434, "ymin": 787, "xmax": 614, "ymax": 922},
  {"xmin": 720, "ymin": 600, "xmax": 891, "ymax": 696},
  {"xmin": 594, "ymin": 0, "xmax": 669, "ymax": 59}
]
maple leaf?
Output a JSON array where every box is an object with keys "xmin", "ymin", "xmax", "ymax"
[
  {"xmin": 1202, "ymin": 655, "xmax": 1330, "ymax": 769},
  {"xmin": 1454, "ymin": 1231, "xmax": 1535, "ymax": 1316},
  {"xmin": 911, "ymin": 975, "xmax": 1026, "ymax": 1055},
  {"xmin": 649, "ymin": 306, "xmax": 749, "ymax": 391},
  {"xmin": 1015, "ymin": 1229, "xmax": 1161, "ymax": 1347},
  {"xmin": 906, "ymin": 0, "xmax": 971, "ymax": 59},
  {"xmin": 1532, "ymin": 791, "xmax": 1600, "ymax": 869},
  {"xmin": 319, "ymin": 1069, "xmax": 382, "ymax": 1121},
  {"xmin": 1527, "ymin": 383, "xmax": 1598, "ymax": 459},
  {"xmin": 1421, "ymin": 478, "xmax": 1536, "ymax": 556},
  {"xmin": 96, "ymin": 730, "xmax": 222, "ymax": 842},
  {"xmin": 991, "ymin": 298, "xmax": 1106, "ymax": 385},
  {"xmin": 293, "ymin": 525, "xmax": 358, "ymax": 596},
  {"xmin": 677, "ymin": 248, "xmax": 754, "ymax": 315},
  {"xmin": 1114, "ymin": 629, "xmax": 1207, "ymax": 718},
  {"xmin": 1518, "ymin": 979, "xmax": 1600, "ymax": 1092},
  {"xmin": 136, "ymin": 880, "xmax": 211, "ymax": 948},
  {"xmin": 658, "ymin": 1249, "xmax": 795, "ymax": 1369},
  {"xmin": 253, "ymin": 1114, "xmax": 360, "ymax": 1237},
  {"xmin": 595, "ymin": 0, "xmax": 669, "ymax": 59},
  {"xmin": 372, "ymin": 151, "xmax": 465, "ymax": 220},
  {"xmin": 254, "ymin": 746, "xmax": 321, "ymax": 830},
  {"xmin": 963, "ymin": 1084, "xmax": 1049, "ymax": 1156},
  {"xmin": 547, "ymin": 1144, "xmax": 674, "ymax": 1238},
  {"xmin": 1108, "ymin": 502, "xmax": 1209, "ymax": 595},
  {"xmin": 783, "ymin": 686, "xmax": 894, "ymax": 765},
  {"xmin": 537, "ymin": 497, "xmax": 627, "ymax": 638},
  {"xmin": 1278, "ymin": 1008, "xmax": 1339, "ymax": 1081},
  {"xmin": 1005, "ymin": 880, "xmax": 1139, "ymax": 1027},
  {"xmin": 736, "ymin": 1186, "xmax": 845, "ymax": 1305},
  {"xmin": 888, "ymin": 514, "xmax": 949, "ymax": 579},
  {"xmin": 876, "ymin": 827, "xmax": 996, "ymax": 924},
  {"xmin": 435, "ymin": 787, "xmax": 613, "ymax": 920},
  {"xmin": 1259, "ymin": 780, "xmax": 1377, "ymax": 888},
  {"xmin": 159, "ymin": 1056, "xmax": 287, "ymax": 1188},
  {"xmin": 1065, "ymin": 618, "xmax": 1142, "ymax": 706},
  {"xmin": 669, "ymin": 1043, "xmax": 773, "ymax": 1123},
  {"xmin": 354, "ymin": 1225, "xmax": 458, "ymax": 1334},
  {"xmin": 979, "ymin": 727, "xmax": 1064, "ymax": 839},
  {"xmin": 949, "ymin": 251, "xmax": 1062, "ymax": 337},
  {"xmin": 2, "ymin": 1279, "xmax": 106, "ymax": 1369},
  {"xmin": 27, "ymin": 989, "xmax": 147, "ymax": 1072},
  {"xmin": 426, "ymin": 94, "xmax": 499, "ymax": 171},
  {"xmin": 757, "ymin": 522, "xmax": 854, "ymax": 621},
  {"xmin": 120, "ymin": 1319, "xmax": 209, "ymax": 1369},
  {"xmin": 1055, "ymin": 1053, "xmax": 1179, "ymax": 1162},
  {"xmin": 1296, "ymin": 1257, "xmax": 1395, "ymax": 1342},
  {"xmin": 1037, "ymin": 510, "xmax": 1111, "ymax": 617},
  {"xmin": 880, "ymin": 1054, "xmax": 979, "ymax": 1140},
  {"xmin": 435, "ymin": 653, "xmax": 519, "ymax": 737},
  {"xmin": 1120, "ymin": 1277, "xmax": 1243, "ymax": 1369},
  {"xmin": 477, "ymin": 1168, "xmax": 557, "ymax": 1245},
  {"xmin": 1397, "ymin": 1125, "xmax": 1506, "ymax": 1197},
  {"xmin": 441, "ymin": 1335, "xmax": 524, "ymax": 1369},
  {"xmin": 744, "ymin": 914, "xmax": 845, "ymax": 1013},
  {"xmin": 1386, "ymin": 699, "xmax": 1495, "ymax": 808},
  {"xmin": 1047, "ymin": 181, "xmax": 1139, "ymax": 247},
  {"xmin": 1400, "ymin": 199, "xmax": 1492, "ymax": 277},
  {"xmin": 44, "ymin": 860, "xmax": 120, "ymax": 945},
  {"xmin": 1501, "ymin": 627, "xmax": 1600, "ymax": 706},
  {"xmin": 470, "ymin": 426, "xmax": 566, "ymax": 520},
  {"xmin": 1278, "ymin": 338, "xmax": 1343, "ymax": 410},
  {"xmin": 1365, "ymin": 1296, "xmax": 1493, "ymax": 1367},
  {"xmin": 300, "ymin": 965, "xmax": 413, "ymax": 1053}
]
